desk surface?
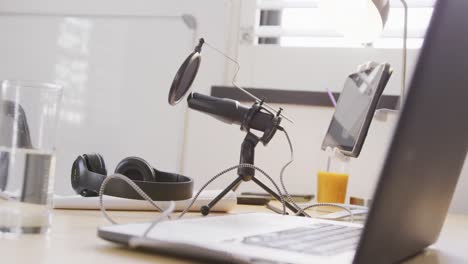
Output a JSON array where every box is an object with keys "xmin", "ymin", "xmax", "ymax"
[{"xmin": 1, "ymin": 205, "xmax": 468, "ymax": 264}]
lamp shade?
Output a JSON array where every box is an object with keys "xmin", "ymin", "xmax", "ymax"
[
  {"xmin": 372, "ymin": 0, "xmax": 390, "ymax": 25},
  {"xmin": 319, "ymin": 0, "xmax": 390, "ymax": 44}
]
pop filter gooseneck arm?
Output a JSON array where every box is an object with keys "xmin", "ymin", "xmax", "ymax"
[{"xmin": 202, "ymin": 41, "xmax": 293, "ymax": 123}]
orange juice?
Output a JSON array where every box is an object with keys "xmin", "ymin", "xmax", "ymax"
[{"xmin": 317, "ymin": 171, "xmax": 349, "ymax": 203}]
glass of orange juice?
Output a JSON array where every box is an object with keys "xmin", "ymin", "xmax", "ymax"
[{"xmin": 317, "ymin": 148, "xmax": 350, "ymax": 204}]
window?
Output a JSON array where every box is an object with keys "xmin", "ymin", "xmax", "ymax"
[{"xmin": 255, "ymin": 0, "xmax": 435, "ymax": 48}]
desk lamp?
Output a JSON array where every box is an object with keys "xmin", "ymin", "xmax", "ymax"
[{"xmin": 320, "ymin": 0, "xmax": 408, "ymax": 107}]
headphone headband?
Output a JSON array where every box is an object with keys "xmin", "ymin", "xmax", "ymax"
[
  {"xmin": 100, "ymin": 174, "xmax": 193, "ymax": 201},
  {"xmin": 71, "ymin": 155, "xmax": 194, "ymax": 201}
]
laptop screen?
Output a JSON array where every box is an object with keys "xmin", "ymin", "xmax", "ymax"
[{"xmin": 355, "ymin": 0, "xmax": 468, "ymax": 262}]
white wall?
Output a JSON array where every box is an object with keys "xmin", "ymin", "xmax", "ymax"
[
  {"xmin": 0, "ymin": 0, "xmax": 235, "ymax": 194},
  {"xmin": 236, "ymin": 46, "xmax": 419, "ymax": 95}
]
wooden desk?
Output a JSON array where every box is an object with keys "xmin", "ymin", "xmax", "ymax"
[{"xmin": 1, "ymin": 206, "xmax": 468, "ymax": 264}]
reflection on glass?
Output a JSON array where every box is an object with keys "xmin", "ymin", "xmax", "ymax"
[{"xmin": 54, "ymin": 17, "xmax": 93, "ymax": 125}]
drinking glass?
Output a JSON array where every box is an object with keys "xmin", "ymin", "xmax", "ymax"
[
  {"xmin": 0, "ymin": 80, "xmax": 62, "ymax": 235},
  {"xmin": 317, "ymin": 149, "xmax": 350, "ymax": 204}
]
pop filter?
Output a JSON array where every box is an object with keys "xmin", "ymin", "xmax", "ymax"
[
  {"xmin": 168, "ymin": 37, "xmax": 293, "ymax": 123},
  {"xmin": 168, "ymin": 38, "xmax": 204, "ymax": 105}
]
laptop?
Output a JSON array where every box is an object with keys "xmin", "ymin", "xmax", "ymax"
[{"xmin": 98, "ymin": 0, "xmax": 468, "ymax": 263}]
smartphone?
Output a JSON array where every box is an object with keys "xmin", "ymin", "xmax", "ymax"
[{"xmin": 321, "ymin": 63, "xmax": 393, "ymax": 157}]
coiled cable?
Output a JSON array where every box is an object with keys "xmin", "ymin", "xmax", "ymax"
[
  {"xmin": 296, "ymin": 203, "xmax": 354, "ymax": 223},
  {"xmin": 99, "ymin": 164, "xmax": 287, "ymax": 236},
  {"xmin": 98, "ymin": 127, "xmax": 360, "ymax": 235},
  {"xmin": 177, "ymin": 163, "xmax": 286, "ymax": 219},
  {"xmin": 278, "ymin": 127, "xmax": 356, "ymax": 222},
  {"xmin": 277, "ymin": 127, "xmax": 310, "ymax": 217},
  {"xmin": 98, "ymin": 174, "xmax": 168, "ymax": 225}
]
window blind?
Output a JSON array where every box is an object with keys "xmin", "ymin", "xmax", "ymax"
[{"xmin": 255, "ymin": 0, "xmax": 435, "ymax": 48}]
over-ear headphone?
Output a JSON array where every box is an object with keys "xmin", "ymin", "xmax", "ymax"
[{"xmin": 71, "ymin": 153, "xmax": 193, "ymax": 201}]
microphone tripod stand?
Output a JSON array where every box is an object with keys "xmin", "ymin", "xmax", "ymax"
[{"xmin": 197, "ymin": 100, "xmax": 305, "ymax": 216}]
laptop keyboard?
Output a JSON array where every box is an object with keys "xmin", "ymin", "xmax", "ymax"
[{"xmin": 242, "ymin": 223, "xmax": 362, "ymax": 256}]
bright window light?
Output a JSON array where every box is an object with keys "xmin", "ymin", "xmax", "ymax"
[{"xmin": 255, "ymin": 0, "xmax": 435, "ymax": 48}]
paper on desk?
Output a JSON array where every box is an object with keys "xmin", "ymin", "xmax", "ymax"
[{"xmin": 53, "ymin": 190, "xmax": 237, "ymax": 212}]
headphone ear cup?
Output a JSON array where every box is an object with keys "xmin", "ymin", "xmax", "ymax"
[
  {"xmin": 114, "ymin": 157, "xmax": 155, "ymax": 182},
  {"xmin": 83, "ymin": 153, "xmax": 107, "ymax": 175},
  {"xmin": 71, "ymin": 155, "xmax": 105, "ymax": 197}
]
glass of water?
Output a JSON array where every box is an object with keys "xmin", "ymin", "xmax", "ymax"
[{"xmin": 0, "ymin": 80, "xmax": 62, "ymax": 235}]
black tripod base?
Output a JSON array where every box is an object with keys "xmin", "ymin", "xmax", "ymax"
[
  {"xmin": 200, "ymin": 175, "xmax": 305, "ymax": 216},
  {"xmin": 200, "ymin": 131, "xmax": 304, "ymax": 216},
  {"xmin": 201, "ymin": 176, "xmax": 244, "ymax": 216},
  {"xmin": 201, "ymin": 205, "xmax": 211, "ymax": 216}
]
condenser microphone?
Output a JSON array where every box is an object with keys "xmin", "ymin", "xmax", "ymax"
[{"xmin": 187, "ymin": 92, "xmax": 277, "ymax": 133}]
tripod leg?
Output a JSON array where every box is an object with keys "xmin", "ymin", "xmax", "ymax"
[
  {"xmin": 251, "ymin": 177, "xmax": 305, "ymax": 216},
  {"xmin": 201, "ymin": 176, "xmax": 243, "ymax": 216},
  {"xmin": 231, "ymin": 180, "xmax": 242, "ymax": 191}
]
